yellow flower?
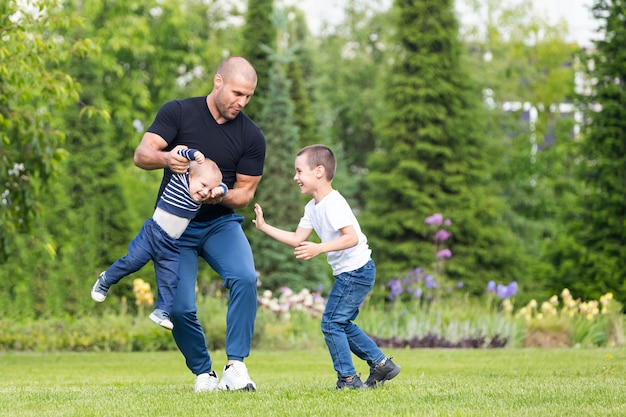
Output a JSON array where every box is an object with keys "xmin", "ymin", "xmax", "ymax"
[
  {"xmin": 600, "ymin": 293, "xmax": 613, "ymax": 306},
  {"xmin": 541, "ymin": 301, "xmax": 557, "ymax": 316},
  {"xmin": 132, "ymin": 278, "xmax": 155, "ymax": 308}
]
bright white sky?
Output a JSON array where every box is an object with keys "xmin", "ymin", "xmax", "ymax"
[{"xmin": 289, "ymin": 0, "xmax": 599, "ymax": 46}]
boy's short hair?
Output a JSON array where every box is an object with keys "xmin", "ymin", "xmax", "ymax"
[{"xmin": 297, "ymin": 144, "xmax": 336, "ymax": 181}]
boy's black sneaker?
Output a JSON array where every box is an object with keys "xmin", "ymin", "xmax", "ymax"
[
  {"xmin": 364, "ymin": 357, "xmax": 401, "ymax": 388},
  {"xmin": 336, "ymin": 375, "xmax": 364, "ymax": 390}
]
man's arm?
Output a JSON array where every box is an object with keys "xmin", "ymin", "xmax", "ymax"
[{"xmin": 134, "ymin": 132, "xmax": 189, "ymax": 174}]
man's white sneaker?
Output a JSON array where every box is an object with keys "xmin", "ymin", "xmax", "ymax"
[
  {"xmin": 217, "ymin": 361, "xmax": 257, "ymax": 391},
  {"xmin": 194, "ymin": 371, "xmax": 219, "ymax": 393}
]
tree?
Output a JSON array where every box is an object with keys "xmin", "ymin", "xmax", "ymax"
[
  {"xmin": 311, "ymin": 0, "xmax": 390, "ymax": 187},
  {"xmin": 462, "ymin": 0, "xmax": 582, "ymax": 300},
  {"xmin": 284, "ymin": 6, "xmax": 318, "ymax": 147},
  {"xmin": 361, "ymin": 0, "xmax": 523, "ymax": 293},
  {"xmin": 0, "ymin": 0, "xmax": 96, "ymax": 261},
  {"xmin": 248, "ymin": 8, "xmax": 329, "ymax": 291},
  {"xmin": 0, "ymin": 0, "xmax": 239, "ymax": 318},
  {"xmin": 550, "ymin": 0, "xmax": 626, "ymax": 302},
  {"xmin": 239, "ymin": 0, "xmax": 275, "ymax": 121}
]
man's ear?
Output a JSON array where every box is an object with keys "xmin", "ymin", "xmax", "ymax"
[{"xmin": 214, "ymin": 73, "xmax": 223, "ymax": 89}]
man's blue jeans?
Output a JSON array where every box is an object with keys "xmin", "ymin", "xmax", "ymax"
[
  {"xmin": 170, "ymin": 214, "xmax": 258, "ymax": 375},
  {"xmin": 321, "ymin": 259, "xmax": 386, "ymax": 378}
]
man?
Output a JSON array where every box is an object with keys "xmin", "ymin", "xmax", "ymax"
[{"xmin": 134, "ymin": 56, "xmax": 266, "ymax": 392}]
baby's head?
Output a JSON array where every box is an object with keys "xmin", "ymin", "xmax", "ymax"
[{"xmin": 188, "ymin": 159, "xmax": 222, "ymax": 202}]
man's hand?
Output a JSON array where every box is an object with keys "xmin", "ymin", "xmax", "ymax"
[{"xmin": 167, "ymin": 145, "xmax": 190, "ymax": 174}]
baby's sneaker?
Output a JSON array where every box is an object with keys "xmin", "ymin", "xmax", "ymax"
[
  {"xmin": 90, "ymin": 272, "xmax": 110, "ymax": 302},
  {"xmin": 148, "ymin": 308, "xmax": 173, "ymax": 330}
]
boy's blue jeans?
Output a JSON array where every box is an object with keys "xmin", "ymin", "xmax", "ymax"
[
  {"xmin": 170, "ymin": 214, "xmax": 258, "ymax": 376},
  {"xmin": 321, "ymin": 259, "xmax": 386, "ymax": 378},
  {"xmin": 105, "ymin": 218, "xmax": 179, "ymax": 312}
]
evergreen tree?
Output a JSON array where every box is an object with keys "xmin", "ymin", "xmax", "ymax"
[
  {"xmin": 239, "ymin": 0, "xmax": 275, "ymax": 121},
  {"xmin": 249, "ymin": 9, "xmax": 329, "ymax": 292},
  {"xmin": 361, "ymin": 0, "xmax": 523, "ymax": 293},
  {"xmin": 462, "ymin": 0, "xmax": 582, "ymax": 302},
  {"xmin": 312, "ymin": 2, "xmax": 389, "ymax": 183},
  {"xmin": 552, "ymin": 0, "xmax": 626, "ymax": 302},
  {"xmin": 285, "ymin": 7, "xmax": 318, "ymax": 146}
]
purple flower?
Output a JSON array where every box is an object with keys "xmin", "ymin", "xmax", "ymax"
[
  {"xmin": 425, "ymin": 213, "xmax": 443, "ymax": 226},
  {"xmin": 496, "ymin": 284, "xmax": 509, "ymax": 299},
  {"xmin": 413, "ymin": 288, "xmax": 423, "ymax": 299},
  {"xmin": 424, "ymin": 274, "xmax": 437, "ymax": 289},
  {"xmin": 444, "ymin": 218, "xmax": 452, "ymax": 226},
  {"xmin": 507, "ymin": 281, "xmax": 518, "ymax": 297},
  {"xmin": 436, "ymin": 249, "xmax": 452, "ymax": 259},
  {"xmin": 434, "ymin": 229, "xmax": 451, "ymax": 243},
  {"xmin": 456, "ymin": 281, "xmax": 464, "ymax": 288},
  {"xmin": 406, "ymin": 267, "xmax": 424, "ymax": 282},
  {"xmin": 386, "ymin": 279, "xmax": 403, "ymax": 300},
  {"xmin": 486, "ymin": 280, "xmax": 496, "ymax": 293}
]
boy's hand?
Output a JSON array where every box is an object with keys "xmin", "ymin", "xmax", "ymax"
[
  {"xmin": 202, "ymin": 183, "xmax": 226, "ymax": 204},
  {"xmin": 252, "ymin": 203, "xmax": 265, "ymax": 229},
  {"xmin": 294, "ymin": 241, "xmax": 322, "ymax": 261},
  {"xmin": 209, "ymin": 184, "xmax": 225, "ymax": 199}
]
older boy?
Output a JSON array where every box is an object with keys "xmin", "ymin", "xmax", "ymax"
[{"xmin": 253, "ymin": 144, "xmax": 400, "ymax": 389}]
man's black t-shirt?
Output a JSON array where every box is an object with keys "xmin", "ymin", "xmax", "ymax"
[{"xmin": 147, "ymin": 96, "xmax": 266, "ymax": 222}]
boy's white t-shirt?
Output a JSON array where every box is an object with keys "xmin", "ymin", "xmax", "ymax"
[{"xmin": 298, "ymin": 190, "xmax": 371, "ymax": 275}]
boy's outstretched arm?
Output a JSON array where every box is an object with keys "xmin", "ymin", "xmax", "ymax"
[{"xmin": 253, "ymin": 203, "xmax": 312, "ymax": 248}]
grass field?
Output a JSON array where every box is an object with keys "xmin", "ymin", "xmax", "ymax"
[{"xmin": 2, "ymin": 347, "xmax": 625, "ymax": 416}]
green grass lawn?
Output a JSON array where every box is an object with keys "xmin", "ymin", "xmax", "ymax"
[{"xmin": 1, "ymin": 347, "xmax": 625, "ymax": 416}]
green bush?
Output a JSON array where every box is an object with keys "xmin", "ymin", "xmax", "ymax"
[{"xmin": 1, "ymin": 287, "xmax": 623, "ymax": 352}]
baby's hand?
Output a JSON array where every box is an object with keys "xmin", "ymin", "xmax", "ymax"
[
  {"xmin": 193, "ymin": 151, "xmax": 206, "ymax": 164},
  {"xmin": 210, "ymin": 185, "xmax": 225, "ymax": 199}
]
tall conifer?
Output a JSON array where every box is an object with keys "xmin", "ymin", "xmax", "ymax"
[
  {"xmin": 556, "ymin": 0, "xmax": 626, "ymax": 301},
  {"xmin": 362, "ymin": 0, "xmax": 522, "ymax": 292},
  {"xmin": 240, "ymin": 0, "xmax": 275, "ymax": 121},
  {"xmin": 248, "ymin": 9, "xmax": 329, "ymax": 291}
]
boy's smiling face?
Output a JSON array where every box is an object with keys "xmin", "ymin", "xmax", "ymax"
[
  {"xmin": 188, "ymin": 163, "xmax": 222, "ymax": 202},
  {"xmin": 293, "ymin": 153, "xmax": 319, "ymax": 196},
  {"xmin": 189, "ymin": 174, "xmax": 217, "ymax": 202}
]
